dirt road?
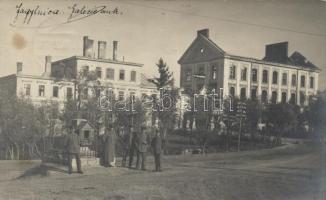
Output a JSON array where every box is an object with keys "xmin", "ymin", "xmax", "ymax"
[{"xmin": 0, "ymin": 142, "xmax": 324, "ymax": 200}]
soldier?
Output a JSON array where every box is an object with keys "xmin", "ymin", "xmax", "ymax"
[
  {"xmin": 128, "ymin": 129, "xmax": 138, "ymax": 168},
  {"xmin": 136, "ymin": 126, "xmax": 148, "ymax": 170},
  {"xmin": 103, "ymin": 124, "xmax": 116, "ymax": 167},
  {"xmin": 151, "ymin": 127, "xmax": 164, "ymax": 172},
  {"xmin": 121, "ymin": 125, "xmax": 132, "ymax": 167},
  {"xmin": 65, "ymin": 127, "xmax": 83, "ymax": 174}
]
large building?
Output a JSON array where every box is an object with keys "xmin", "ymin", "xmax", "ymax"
[
  {"xmin": 0, "ymin": 36, "xmax": 158, "ymax": 107},
  {"xmin": 178, "ymin": 29, "xmax": 320, "ymax": 105}
]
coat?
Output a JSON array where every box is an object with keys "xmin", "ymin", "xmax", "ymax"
[
  {"xmin": 103, "ymin": 130, "xmax": 116, "ymax": 164},
  {"xmin": 65, "ymin": 133, "xmax": 80, "ymax": 154},
  {"xmin": 137, "ymin": 132, "xmax": 148, "ymax": 153},
  {"xmin": 151, "ymin": 135, "xmax": 163, "ymax": 154}
]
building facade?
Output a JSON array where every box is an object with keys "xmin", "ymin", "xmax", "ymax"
[
  {"xmin": 178, "ymin": 29, "xmax": 320, "ymax": 106},
  {"xmin": 0, "ymin": 36, "xmax": 158, "ymax": 107}
]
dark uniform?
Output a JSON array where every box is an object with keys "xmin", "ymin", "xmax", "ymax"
[
  {"xmin": 121, "ymin": 126, "xmax": 132, "ymax": 167},
  {"xmin": 128, "ymin": 131, "xmax": 138, "ymax": 168},
  {"xmin": 151, "ymin": 129, "xmax": 164, "ymax": 172},
  {"xmin": 65, "ymin": 131, "xmax": 82, "ymax": 174},
  {"xmin": 136, "ymin": 128, "xmax": 148, "ymax": 170}
]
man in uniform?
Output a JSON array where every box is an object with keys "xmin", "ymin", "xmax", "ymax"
[
  {"xmin": 128, "ymin": 129, "xmax": 138, "ymax": 168},
  {"xmin": 65, "ymin": 127, "xmax": 83, "ymax": 174},
  {"xmin": 136, "ymin": 126, "xmax": 148, "ymax": 170},
  {"xmin": 121, "ymin": 125, "xmax": 133, "ymax": 167},
  {"xmin": 151, "ymin": 127, "xmax": 164, "ymax": 172}
]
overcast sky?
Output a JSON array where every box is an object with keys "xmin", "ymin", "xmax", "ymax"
[{"xmin": 0, "ymin": 0, "xmax": 326, "ymax": 89}]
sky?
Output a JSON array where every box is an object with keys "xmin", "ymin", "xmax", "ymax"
[{"xmin": 0, "ymin": 0, "xmax": 326, "ymax": 89}]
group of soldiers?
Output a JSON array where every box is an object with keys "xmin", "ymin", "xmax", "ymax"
[{"xmin": 64, "ymin": 124, "xmax": 164, "ymax": 174}]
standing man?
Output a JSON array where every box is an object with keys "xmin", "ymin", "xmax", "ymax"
[
  {"xmin": 128, "ymin": 129, "xmax": 138, "ymax": 168},
  {"xmin": 65, "ymin": 127, "xmax": 83, "ymax": 174},
  {"xmin": 121, "ymin": 125, "xmax": 133, "ymax": 167},
  {"xmin": 103, "ymin": 124, "xmax": 116, "ymax": 167},
  {"xmin": 136, "ymin": 126, "xmax": 148, "ymax": 170},
  {"xmin": 151, "ymin": 127, "xmax": 164, "ymax": 172}
]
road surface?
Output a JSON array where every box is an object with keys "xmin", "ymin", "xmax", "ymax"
[{"xmin": 0, "ymin": 142, "xmax": 324, "ymax": 200}]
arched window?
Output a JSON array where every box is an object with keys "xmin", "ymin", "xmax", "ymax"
[
  {"xmin": 252, "ymin": 69, "xmax": 258, "ymax": 82},
  {"xmin": 282, "ymin": 73, "xmax": 287, "ymax": 85},
  {"xmin": 301, "ymin": 76, "xmax": 306, "ymax": 88},
  {"xmin": 262, "ymin": 70, "xmax": 268, "ymax": 83},
  {"xmin": 290, "ymin": 93, "xmax": 296, "ymax": 105},
  {"xmin": 240, "ymin": 88, "xmax": 246, "ymax": 100},
  {"xmin": 271, "ymin": 91, "xmax": 277, "ymax": 104},
  {"xmin": 261, "ymin": 90, "xmax": 268, "ymax": 103},
  {"xmin": 272, "ymin": 71, "xmax": 278, "ymax": 84},
  {"xmin": 291, "ymin": 74, "xmax": 296, "ymax": 86},
  {"xmin": 281, "ymin": 92, "xmax": 287, "ymax": 103},
  {"xmin": 229, "ymin": 87, "xmax": 235, "ymax": 97}
]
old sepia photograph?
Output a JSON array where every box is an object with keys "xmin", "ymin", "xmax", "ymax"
[{"xmin": 0, "ymin": 0, "xmax": 325, "ymax": 199}]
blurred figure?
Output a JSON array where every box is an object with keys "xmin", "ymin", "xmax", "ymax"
[
  {"xmin": 151, "ymin": 127, "xmax": 164, "ymax": 172},
  {"xmin": 65, "ymin": 127, "xmax": 83, "ymax": 174},
  {"xmin": 128, "ymin": 129, "xmax": 138, "ymax": 168},
  {"xmin": 121, "ymin": 125, "xmax": 133, "ymax": 167},
  {"xmin": 136, "ymin": 126, "xmax": 148, "ymax": 170},
  {"xmin": 103, "ymin": 124, "xmax": 116, "ymax": 167}
]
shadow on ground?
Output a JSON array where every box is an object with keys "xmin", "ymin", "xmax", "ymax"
[{"xmin": 16, "ymin": 164, "xmax": 67, "ymax": 179}]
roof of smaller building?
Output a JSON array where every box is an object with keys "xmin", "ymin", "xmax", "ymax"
[
  {"xmin": 52, "ymin": 56, "xmax": 144, "ymax": 67},
  {"xmin": 140, "ymin": 74, "xmax": 157, "ymax": 89}
]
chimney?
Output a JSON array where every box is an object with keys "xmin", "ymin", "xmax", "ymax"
[
  {"xmin": 197, "ymin": 29, "xmax": 209, "ymax": 38},
  {"xmin": 264, "ymin": 42, "xmax": 288, "ymax": 64},
  {"xmin": 83, "ymin": 36, "xmax": 94, "ymax": 58},
  {"xmin": 16, "ymin": 62, "xmax": 22, "ymax": 75},
  {"xmin": 113, "ymin": 41, "xmax": 118, "ymax": 61},
  {"xmin": 98, "ymin": 41, "xmax": 107, "ymax": 59},
  {"xmin": 43, "ymin": 56, "xmax": 52, "ymax": 77}
]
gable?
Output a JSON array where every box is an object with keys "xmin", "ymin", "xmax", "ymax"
[{"xmin": 178, "ymin": 35, "xmax": 225, "ymax": 64}]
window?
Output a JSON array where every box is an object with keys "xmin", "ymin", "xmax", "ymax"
[
  {"xmin": 130, "ymin": 92, "xmax": 136, "ymax": 101},
  {"xmin": 229, "ymin": 65, "xmax": 236, "ymax": 79},
  {"xmin": 211, "ymin": 65, "xmax": 218, "ymax": 79},
  {"xmin": 251, "ymin": 89, "xmax": 257, "ymax": 99},
  {"xmin": 252, "ymin": 69, "xmax": 257, "ymax": 83},
  {"xmin": 67, "ymin": 87, "xmax": 73, "ymax": 100},
  {"xmin": 119, "ymin": 70, "xmax": 125, "ymax": 80},
  {"xmin": 186, "ymin": 70, "xmax": 191, "ymax": 81},
  {"xmin": 118, "ymin": 91, "xmax": 124, "ymax": 101},
  {"xmin": 282, "ymin": 73, "xmax": 287, "ymax": 85},
  {"xmin": 271, "ymin": 91, "xmax": 277, "ymax": 104},
  {"xmin": 106, "ymin": 68, "xmax": 114, "ymax": 80},
  {"xmin": 38, "ymin": 85, "xmax": 45, "ymax": 97},
  {"xmin": 262, "ymin": 70, "xmax": 268, "ymax": 83},
  {"xmin": 240, "ymin": 88, "xmax": 246, "ymax": 100},
  {"xmin": 301, "ymin": 76, "xmax": 305, "ymax": 88},
  {"xmin": 310, "ymin": 77, "xmax": 314, "ymax": 89},
  {"xmin": 198, "ymin": 66, "xmax": 205, "ymax": 75},
  {"xmin": 281, "ymin": 92, "xmax": 287, "ymax": 103},
  {"xmin": 96, "ymin": 67, "xmax": 102, "ymax": 79},
  {"xmin": 241, "ymin": 67, "xmax": 247, "ymax": 81},
  {"xmin": 261, "ymin": 90, "xmax": 268, "ymax": 103},
  {"xmin": 229, "ymin": 87, "xmax": 235, "ymax": 97},
  {"xmin": 84, "ymin": 131, "xmax": 90, "ymax": 139},
  {"xmin": 82, "ymin": 66, "xmax": 89, "ymax": 76},
  {"xmin": 300, "ymin": 92, "xmax": 305, "ymax": 105},
  {"xmin": 291, "ymin": 74, "xmax": 296, "ymax": 86},
  {"xmin": 272, "ymin": 71, "xmax": 278, "ymax": 84},
  {"xmin": 53, "ymin": 86, "xmax": 59, "ymax": 98},
  {"xmin": 24, "ymin": 84, "xmax": 31, "ymax": 96},
  {"xmin": 130, "ymin": 71, "xmax": 136, "ymax": 82},
  {"xmin": 290, "ymin": 93, "xmax": 296, "ymax": 105}
]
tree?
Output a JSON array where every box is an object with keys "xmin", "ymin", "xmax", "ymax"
[
  {"xmin": 148, "ymin": 58, "xmax": 174, "ymax": 89},
  {"xmin": 307, "ymin": 91, "xmax": 326, "ymax": 140},
  {"xmin": 148, "ymin": 58, "xmax": 176, "ymax": 137}
]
